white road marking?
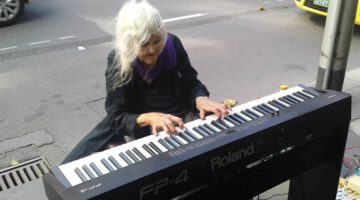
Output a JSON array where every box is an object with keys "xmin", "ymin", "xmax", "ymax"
[
  {"xmin": 163, "ymin": 13, "xmax": 209, "ymax": 23},
  {"xmin": 264, "ymin": 1, "xmax": 272, "ymax": 4},
  {"xmin": 58, "ymin": 36, "xmax": 76, "ymax": 40},
  {"xmin": 77, "ymin": 46, "xmax": 86, "ymax": 50},
  {"xmin": 0, "ymin": 46, "xmax": 18, "ymax": 51},
  {"xmin": 1, "ymin": 13, "xmax": 209, "ymax": 51},
  {"xmin": 28, "ymin": 40, "xmax": 51, "ymax": 45}
]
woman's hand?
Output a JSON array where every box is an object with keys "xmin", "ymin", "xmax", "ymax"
[
  {"xmin": 196, "ymin": 96, "xmax": 230, "ymax": 120},
  {"xmin": 137, "ymin": 112, "xmax": 184, "ymax": 136}
]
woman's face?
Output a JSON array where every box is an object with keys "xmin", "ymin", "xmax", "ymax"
[{"xmin": 138, "ymin": 35, "xmax": 163, "ymax": 67}]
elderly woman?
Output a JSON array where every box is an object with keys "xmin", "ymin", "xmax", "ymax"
[{"xmin": 62, "ymin": 0, "xmax": 228, "ymax": 164}]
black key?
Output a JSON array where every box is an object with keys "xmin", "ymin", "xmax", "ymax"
[
  {"xmin": 168, "ymin": 136, "xmax": 182, "ymax": 146},
  {"xmin": 223, "ymin": 117, "xmax": 236, "ymax": 126},
  {"xmin": 233, "ymin": 113, "xmax": 248, "ymax": 122},
  {"xmin": 293, "ymin": 92, "xmax": 308, "ymax": 100},
  {"xmin": 253, "ymin": 106, "xmax": 268, "ymax": 115},
  {"xmin": 224, "ymin": 116, "xmax": 239, "ymax": 125},
  {"xmin": 108, "ymin": 156, "xmax": 122, "ymax": 169},
  {"xmin": 164, "ymin": 137, "xmax": 180, "ymax": 147},
  {"xmin": 292, "ymin": 92, "xmax": 307, "ymax": 101},
  {"xmin": 257, "ymin": 105, "xmax": 273, "ymax": 114},
  {"xmin": 262, "ymin": 103, "xmax": 277, "ymax": 112},
  {"xmin": 295, "ymin": 91, "xmax": 310, "ymax": 99},
  {"xmin": 82, "ymin": 165, "xmax": 96, "ymax": 179},
  {"xmin": 216, "ymin": 119, "xmax": 231, "ymax": 128},
  {"xmin": 133, "ymin": 147, "xmax": 147, "ymax": 160},
  {"xmin": 298, "ymin": 90, "xmax": 313, "ymax": 98},
  {"xmin": 228, "ymin": 114, "xmax": 243, "ymax": 124},
  {"xmin": 158, "ymin": 138, "xmax": 174, "ymax": 150},
  {"xmin": 193, "ymin": 126, "xmax": 209, "ymax": 137},
  {"xmin": 215, "ymin": 119, "xmax": 229, "ymax": 129},
  {"xmin": 170, "ymin": 136, "xmax": 185, "ymax": 145},
  {"xmin": 178, "ymin": 132, "xmax": 194, "ymax": 142},
  {"xmin": 278, "ymin": 97, "xmax": 293, "ymax": 105},
  {"xmin": 75, "ymin": 167, "xmax": 89, "ymax": 182},
  {"xmin": 302, "ymin": 89, "xmax": 318, "ymax": 97},
  {"xmin": 126, "ymin": 150, "xmax": 141, "ymax": 162},
  {"xmin": 204, "ymin": 123, "xmax": 220, "ymax": 133},
  {"xmin": 228, "ymin": 114, "xmax": 245, "ymax": 124},
  {"xmin": 211, "ymin": 120, "xmax": 225, "ymax": 130},
  {"xmin": 246, "ymin": 109, "xmax": 260, "ymax": 117},
  {"xmin": 199, "ymin": 124, "xmax": 216, "ymax": 134},
  {"xmin": 119, "ymin": 152, "xmax": 134, "ymax": 165},
  {"xmin": 142, "ymin": 144, "xmax": 157, "ymax": 156},
  {"xmin": 90, "ymin": 162, "xmax": 103, "ymax": 176},
  {"xmin": 268, "ymin": 101, "xmax": 283, "ymax": 109},
  {"xmin": 273, "ymin": 99, "xmax": 288, "ymax": 107},
  {"xmin": 258, "ymin": 104, "xmax": 272, "ymax": 114},
  {"xmin": 149, "ymin": 142, "xmax": 163, "ymax": 154},
  {"xmin": 101, "ymin": 158, "xmax": 116, "ymax": 172},
  {"xmin": 282, "ymin": 96, "xmax": 297, "ymax": 104},
  {"xmin": 240, "ymin": 110, "xmax": 256, "ymax": 119},
  {"xmin": 184, "ymin": 128, "xmax": 200, "ymax": 140},
  {"xmin": 287, "ymin": 94, "xmax": 302, "ymax": 103}
]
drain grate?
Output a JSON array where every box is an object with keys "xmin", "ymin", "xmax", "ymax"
[{"xmin": 0, "ymin": 157, "xmax": 50, "ymax": 192}]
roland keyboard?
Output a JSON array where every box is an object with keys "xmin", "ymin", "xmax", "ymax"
[{"xmin": 43, "ymin": 85, "xmax": 352, "ymax": 200}]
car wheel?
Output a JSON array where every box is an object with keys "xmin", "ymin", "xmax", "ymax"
[{"xmin": 0, "ymin": 0, "xmax": 25, "ymax": 27}]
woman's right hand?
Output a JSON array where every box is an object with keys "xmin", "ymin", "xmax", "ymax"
[{"xmin": 137, "ymin": 112, "xmax": 184, "ymax": 136}]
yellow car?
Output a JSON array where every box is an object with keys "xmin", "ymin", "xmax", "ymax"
[{"xmin": 295, "ymin": 0, "xmax": 360, "ymax": 25}]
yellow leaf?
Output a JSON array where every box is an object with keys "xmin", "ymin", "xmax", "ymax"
[
  {"xmin": 224, "ymin": 99, "xmax": 237, "ymax": 107},
  {"xmin": 10, "ymin": 160, "xmax": 20, "ymax": 166}
]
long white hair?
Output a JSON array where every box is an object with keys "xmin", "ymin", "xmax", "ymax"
[{"xmin": 112, "ymin": 0, "xmax": 167, "ymax": 89}]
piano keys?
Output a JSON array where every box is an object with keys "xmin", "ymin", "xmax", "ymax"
[{"xmin": 43, "ymin": 85, "xmax": 351, "ymax": 200}]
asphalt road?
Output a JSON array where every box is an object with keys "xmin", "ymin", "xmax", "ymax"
[{"xmin": 1, "ymin": 0, "xmax": 360, "ymax": 199}]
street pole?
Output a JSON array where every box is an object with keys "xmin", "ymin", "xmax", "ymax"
[{"xmin": 315, "ymin": 0, "xmax": 358, "ymax": 91}]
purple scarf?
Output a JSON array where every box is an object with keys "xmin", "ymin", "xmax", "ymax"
[{"xmin": 133, "ymin": 34, "xmax": 177, "ymax": 80}]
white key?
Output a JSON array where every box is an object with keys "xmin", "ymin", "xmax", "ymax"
[
  {"xmin": 219, "ymin": 118, "xmax": 235, "ymax": 127},
  {"xmin": 58, "ymin": 162, "xmax": 83, "ymax": 186},
  {"xmin": 110, "ymin": 154, "xmax": 128, "ymax": 168},
  {"xmin": 275, "ymin": 99, "xmax": 290, "ymax": 107},
  {"xmin": 75, "ymin": 166, "xmax": 90, "ymax": 182},
  {"xmin": 264, "ymin": 102, "xmax": 279, "ymax": 111},
  {"xmin": 82, "ymin": 164, "xmax": 99, "ymax": 178},
  {"xmin": 248, "ymin": 108, "xmax": 264, "ymax": 117},
  {"xmin": 289, "ymin": 93, "xmax": 304, "ymax": 102},
  {"xmin": 184, "ymin": 126, "xmax": 203, "ymax": 139},
  {"xmin": 92, "ymin": 154, "xmax": 113, "ymax": 173},
  {"xmin": 150, "ymin": 133, "xmax": 169, "ymax": 152},
  {"xmin": 299, "ymin": 89, "xmax": 315, "ymax": 98}
]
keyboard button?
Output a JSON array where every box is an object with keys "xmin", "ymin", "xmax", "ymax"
[
  {"xmin": 82, "ymin": 165, "xmax": 96, "ymax": 179},
  {"xmin": 193, "ymin": 126, "xmax": 209, "ymax": 137},
  {"xmin": 148, "ymin": 142, "xmax": 163, "ymax": 154},
  {"xmin": 108, "ymin": 156, "xmax": 123, "ymax": 169},
  {"xmin": 101, "ymin": 158, "xmax": 116, "ymax": 172},
  {"xmin": 132, "ymin": 147, "xmax": 147, "ymax": 160},
  {"xmin": 126, "ymin": 150, "xmax": 141, "ymax": 163},
  {"xmin": 90, "ymin": 162, "xmax": 103, "ymax": 176},
  {"xmin": 74, "ymin": 167, "xmax": 89, "ymax": 182},
  {"xmin": 158, "ymin": 139, "xmax": 174, "ymax": 150}
]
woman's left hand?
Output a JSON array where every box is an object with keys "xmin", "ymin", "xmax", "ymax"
[{"xmin": 195, "ymin": 96, "xmax": 230, "ymax": 120}]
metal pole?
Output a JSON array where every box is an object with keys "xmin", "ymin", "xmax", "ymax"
[{"xmin": 315, "ymin": 0, "xmax": 358, "ymax": 91}]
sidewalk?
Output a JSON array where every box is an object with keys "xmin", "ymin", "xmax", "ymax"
[{"xmin": 1, "ymin": 67, "xmax": 360, "ymax": 200}]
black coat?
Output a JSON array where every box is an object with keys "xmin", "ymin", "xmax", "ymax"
[{"xmin": 62, "ymin": 33, "xmax": 209, "ymax": 164}]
